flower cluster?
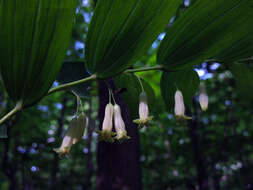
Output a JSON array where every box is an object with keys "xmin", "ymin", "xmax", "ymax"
[
  {"xmin": 98, "ymin": 103, "xmax": 130, "ymax": 143},
  {"xmin": 54, "ymin": 112, "xmax": 86, "ymax": 156}
]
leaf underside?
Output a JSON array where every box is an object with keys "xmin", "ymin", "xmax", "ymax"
[
  {"xmin": 160, "ymin": 70, "xmax": 200, "ymax": 111},
  {"xmin": 85, "ymin": 0, "xmax": 181, "ymax": 78},
  {"xmin": 0, "ymin": 0, "xmax": 76, "ymax": 107},
  {"xmin": 158, "ymin": 0, "xmax": 253, "ymax": 70},
  {"xmin": 57, "ymin": 61, "xmax": 91, "ymax": 98},
  {"xmin": 114, "ymin": 73, "xmax": 156, "ymax": 119}
]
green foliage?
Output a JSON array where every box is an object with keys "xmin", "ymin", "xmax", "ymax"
[
  {"xmin": 228, "ymin": 62, "xmax": 253, "ymax": 100},
  {"xmin": 114, "ymin": 73, "xmax": 156, "ymax": 119},
  {"xmin": 0, "ymin": 0, "xmax": 77, "ymax": 107},
  {"xmin": 157, "ymin": 0, "xmax": 253, "ymax": 70},
  {"xmin": 57, "ymin": 61, "xmax": 90, "ymax": 98},
  {"xmin": 85, "ymin": 0, "xmax": 181, "ymax": 78},
  {"xmin": 160, "ymin": 69, "xmax": 200, "ymax": 111},
  {"xmin": 1, "ymin": 1, "xmax": 253, "ymax": 189}
]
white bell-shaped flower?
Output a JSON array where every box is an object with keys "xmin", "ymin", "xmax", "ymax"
[
  {"xmin": 174, "ymin": 90, "xmax": 191, "ymax": 121},
  {"xmin": 54, "ymin": 112, "xmax": 86, "ymax": 156},
  {"xmin": 199, "ymin": 83, "xmax": 208, "ymax": 111},
  {"xmin": 97, "ymin": 103, "xmax": 115, "ymax": 143},
  {"xmin": 133, "ymin": 92, "xmax": 153, "ymax": 128},
  {"xmin": 114, "ymin": 104, "xmax": 130, "ymax": 142}
]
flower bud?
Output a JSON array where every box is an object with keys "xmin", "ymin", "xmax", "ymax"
[
  {"xmin": 54, "ymin": 112, "xmax": 86, "ymax": 156},
  {"xmin": 199, "ymin": 83, "xmax": 208, "ymax": 111},
  {"xmin": 174, "ymin": 90, "xmax": 191, "ymax": 121},
  {"xmin": 114, "ymin": 104, "xmax": 130, "ymax": 142},
  {"xmin": 97, "ymin": 103, "xmax": 115, "ymax": 143},
  {"xmin": 133, "ymin": 92, "xmax": 153, "ymax": 128}
]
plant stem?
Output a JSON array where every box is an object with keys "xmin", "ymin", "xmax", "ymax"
[
  {"xmin": 0, "ymin": 101, "xmax": 23, "ymax": 125},
  {"xmin": 47, "ymin": 74, "xmax": 97, "ymax": 96},
  {"xmin": 124, "ymin": 65, "xmax": 164, "ymax": 73}
]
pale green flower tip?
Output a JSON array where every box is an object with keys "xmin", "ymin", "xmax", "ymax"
[
  {"xmin": 133, "ymin": 116, "xmax": 153, "ymax": 128},
  {"xmin": 97, "ymin": 130, "xmax": 115, "ymax": 143},
  {"xmin": 115, "ymin": 131, "xmax": 130, "ymax": 143},
  {"xmin": 184, "ymin": 115, "xmax": 192, "ymax": 120},
  {"xmin": 53, "ymin": 146, "xmax": 71, "ymax": 156},
  {"xmin": 202, "ymin": 107, "xmax": 208, "ymax": 112}
]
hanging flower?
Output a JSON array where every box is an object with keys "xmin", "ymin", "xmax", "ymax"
[
  {"xmin": 54, "ymin": 112, "xmax": 86, "ymax": 156},
  {"xmin": 114, "ymin": 104, "xmax": 130, "ymax": 142},
  {"xmin": 133, "ymin": 92, "xmax": 153, "ymax": 128},
  {"xmin": 199, "ymin": 83, "xmax": 208, "ymax": 111},
  {"xmin": 97, "ymin": 103, "xmax": 115, "ymax": 143},
  {"xmin": 174, "ymin": 90, "xmax": 191, "ymax": 122}
]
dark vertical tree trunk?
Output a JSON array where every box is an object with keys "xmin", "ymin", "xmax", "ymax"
[
  {"xmin": 96, "ymin": 80, "xmax": 142, "ymax": 190},
  {"xmin": 188, "ymin": 98, "xmax": 209, "ymax": 190}
]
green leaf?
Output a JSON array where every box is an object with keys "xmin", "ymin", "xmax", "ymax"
[
  {"xmin": 160, "ymin": 70, "xmax": 200, "ymax": 111},
  {"xmin": 228, "ymin": 62, "xmax": 253, "ymax": 100},
  {"xmin": 158, "ymin": 0, "xmax": 253, "ymax": 70},
  {"xmin": 57, "ymin": 61, "xmax": 90, "ymax": 98},
  {"xmin": 0, "ymin": 0, "xmax": 77, "ymax": 107},
  {"xmin": 114, "ymin": 73, "xmax": 156, "ymax": 119},
  {"xmin": 85, "ymin": 0, "xmax": 181, "ymax": 78}
]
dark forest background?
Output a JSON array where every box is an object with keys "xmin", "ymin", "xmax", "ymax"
[{"xmin": 1, "ymin": 0, "xmax": 253, "ymax": 190}]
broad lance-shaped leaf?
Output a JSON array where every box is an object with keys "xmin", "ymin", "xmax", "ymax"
[
  {"xmin": 0, "ymin": 0, "xmax": 76, "ymax": 107},
  {"xmin": 158, "ymin": 0, "xmax": 253, "ymax": 70},
  {"xmin": 57, "ymin": 61, "xmax": 90, "ymax": 98},
  {"xmin": 228, "ymin": 62, "xmax": 253, "ymax": 100},
  {"xmin": 114, "ymin": 73, "xmax": 155, "ymax": 119},
  {"xmin": 85, "ymin": 0, "xmax": 181, "ymax": 78},
  {"xmin": 160, "ymin": 70, "xmax": 199, "ymax": 111}
]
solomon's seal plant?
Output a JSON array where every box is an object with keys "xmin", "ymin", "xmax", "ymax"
[
  {"xmin": 199, "ymin": 83, "xmax": 209, "ymax": 111},
  {"xmin": 54, "ymin": 112, "xmax": 86, "ymax": 156},
  {"xmin": 114, "ymin": 104, "xmax": 130, "ymax": 142},
  {"xmin": 133, "ymin": 92, "xmax": 153, "ymax": 128},
  {"xmin": 97, "ymin": 103, "xmax": 115, "ymax": 143},
  {"xmin": 174, "ymin": 90, "xmax": 191, "ymax": 123}
]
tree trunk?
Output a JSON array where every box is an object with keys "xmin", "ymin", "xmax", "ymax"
[{"xmin": 96, "ymin": 80, "xmax": 142, "ymax": 190}]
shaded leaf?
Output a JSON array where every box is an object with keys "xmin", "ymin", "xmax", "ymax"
[
  {"xmin": 85, "ymin": 0, "xmax": 181, "ymax": 78},
  {"xmin": 0, "ymin": 0, "xmax": 77, "ymax": 107},
  {"xmin": 228, "ymin": 62, "xmax": 253, "ymax": 100},
  {"xmin": 57, "ymin": 61, "xmax": 90, "ymax": 98},
  {"xmin": 114, "ymin": 73, "xmax": 155, "ymax": 119},
  {"xmin": 158, "ymin": 0, "xmax": 253, "ymax": 70}
]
